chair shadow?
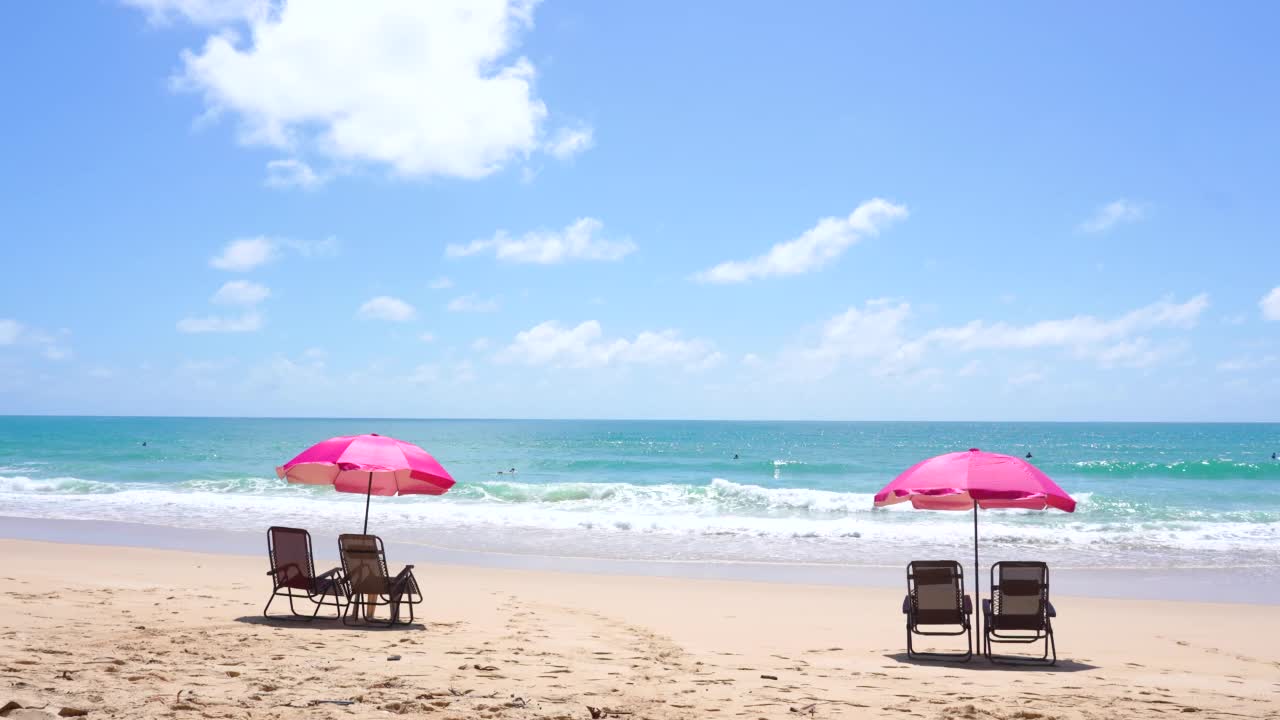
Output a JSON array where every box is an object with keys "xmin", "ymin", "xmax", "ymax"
[
  {"xmin": 883, "ymin": 653, "xmax": 1099, "ymax": 672},
  {"xmin": 234, "ymin": 615, "xmax": 427, "ymax": 631}
]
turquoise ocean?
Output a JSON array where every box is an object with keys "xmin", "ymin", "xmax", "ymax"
[{"xmin": 1, "ymin": 417, "xmax": 1278, "ymax": 570}]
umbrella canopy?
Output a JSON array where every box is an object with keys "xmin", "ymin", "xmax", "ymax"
[
  {"xmin": 874, "ymin": 448, "xmax": 1075, "ymax": 512},
  {"xmin": 276, "ymin": 433, "xmax": 455, "ymax": 533},
  {"xmin": 873, "ymin": 448, "xmax": 1075, "ymax": 645}
]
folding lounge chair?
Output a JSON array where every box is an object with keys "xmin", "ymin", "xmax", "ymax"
[
  {"xmin": 263, "ymin": 526, "xmax": 346, "ymax": 620},
  {"xmin": 903, "ymin": 560, "xmax": 973, "ymax": 661},
  {"xmin": 338, "ymin": 534, "xmax": 423, "ymax": 627},
  {"xmin": 983, "ymin": 561, "xmax": 1057, "ymax": 665}
]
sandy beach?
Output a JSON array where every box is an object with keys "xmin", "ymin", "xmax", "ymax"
[{"xmin": 1, "ymin": 538, "xmax": 1277, "ymax": 719}]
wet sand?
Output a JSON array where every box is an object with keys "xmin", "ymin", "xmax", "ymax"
[{"xmin": 1, "ymin": 538, "xmax": 1278, "ymax": 719}]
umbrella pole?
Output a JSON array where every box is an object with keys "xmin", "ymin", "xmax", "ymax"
[
  {"xmin": 362, "ymin": 471, "xmax": 374, "ymax": 621},
  {"xmin": 363, "ymin": 471, "xmax": 373, "ymax": 535},
  {"xmin": 973, "ymin": 502, "xmax": 980, "ymax": 650}
]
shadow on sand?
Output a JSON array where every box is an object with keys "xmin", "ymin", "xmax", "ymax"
[
  {"xmin": 234, "ymin": 615, "xmax": 426, "ymax": 632},
  {"xmin": 883, "ymin": 653, "xmax": 1099, "ymax": 672}
]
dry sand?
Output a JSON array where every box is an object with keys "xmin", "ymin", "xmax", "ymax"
[{"xmin": 0, "ymin": 538, "xmax": 1277, "ymax": 719}]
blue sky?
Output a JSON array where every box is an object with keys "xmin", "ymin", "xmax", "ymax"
[{"xmin": 2, "ymin": 1, "xmax": 1278, "ymax": 420}]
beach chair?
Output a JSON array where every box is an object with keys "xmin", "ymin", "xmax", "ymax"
[
  {"xmin": 337, "ymin": 534, "xmax": 422, "ymax": 627},
  {"xmin": 982, "ymin": 561, "xmax": 1056, "ymax": 665},
  {"xmin": 263, "ymin": 526, "xmax": 346, "ymax": 620},
  {"xmin": 903, "ymin": 560, "xmax": 973, "ymax": 661}
]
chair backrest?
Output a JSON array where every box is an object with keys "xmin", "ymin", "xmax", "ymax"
[
  {"xmin": 907, "ymin": 560, "xmax": 965, "ymax": 625},
  {"xmin": 338, "ymin": 534, "xmax": 390, "ymax": 595},
  {"xmin": 991, "ymin": 561, "xmax": 1049, "ymax": 630},
  {"xmin": 267, "ymin": 526, "xmax": 316, "ymax": 590}
]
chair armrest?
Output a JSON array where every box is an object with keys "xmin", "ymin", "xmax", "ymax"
[
  {"xmin": 982, "ymin": 599, "xmax": 992, "ymax": 617},
  {"xmin": 316, "ymin": 567, "xmax": 344, "ymax": 581},
  {"xmin": 902, "ymin": 595, "xmax": 910, "ymax": 614},
  {"xmin": 962, "ymin": 596, "xmax": 973, "ymax": 615},
  {"xmin": 266, "ymin": 568, "xmax": 283, "ymax": 575},
  {"xmin": 1046, "ymin": 600, "xmax": 1056, "ymax": 618}
]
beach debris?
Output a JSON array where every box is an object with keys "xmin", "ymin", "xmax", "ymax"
[
  {"xmin": 473, "ymin": 664, "xmax": 498, "ymax": 671},
  {"xmin": 56, "ymin": 709, "xmax": 88, "ymax": 718},
  {"xmin": 306, "ymin": 700, "xmax": 355, "ymax": 707},
  {"xmin": 760, "ymin": 674, "xmax": 779, "ymax": 680},
  {"xmin": 789, "ymin": 704, "xmax": 817, "ymax": 716},
  {"xmin": 586, "ymin": 707, "xmax": 633, "ymax": 719},
  {"xmin": 507, "ymin": 697, "xmax": 528, "ymax": 708},
  {"xmin": 386, "ymin": 655, "xmax": 401, "ymax": 661},
  {"xmin": 1, "ymin": 701, "xmax": 24, "ymax": 716}
]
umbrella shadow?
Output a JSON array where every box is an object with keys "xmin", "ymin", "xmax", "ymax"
[
  {"xmin": 234, "ymin": 615, "xmax": 427, "ymax": 632},
  {"xmin": 882, "ymin": 653, "xmax": 1098, "ymax": 672}
]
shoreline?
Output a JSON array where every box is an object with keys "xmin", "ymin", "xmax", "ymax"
[{"xmin": 4, "ymin": 515, "xmax": 1277, "ymax": 605}]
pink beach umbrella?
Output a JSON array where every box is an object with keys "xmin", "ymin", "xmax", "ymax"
[
  {"xmin": 276, "ymin": 433, "xmax": 455, "ymax": 534},
  {"xmin": 873, "ymin": 448, "xmax": 1075, "ymax": 635}
]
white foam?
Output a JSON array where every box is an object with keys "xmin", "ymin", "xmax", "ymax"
[{"xmin": 0, "ymin": 474, "xmax": 1276, "ymax": 566}]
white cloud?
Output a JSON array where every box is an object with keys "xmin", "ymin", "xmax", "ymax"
[
  {"xmin": 210, "ymin": 236, "xmax": 277, "ymax": 271},
  {"xmin": 143, "ymin": 0, "xmax": 586, "ymax": 180},
  {"xmin": 428, "ymin": 276, "xmax": 454, "ymax": 290},
  {"xmin": 796, "ymin": 299, "xmax": 916, "ymax": 377},
  {"xmin": 0, "ymin": 320, "xmax": 72, "ymax": 359},
  {"xmin": 790, "ymin": 294, "xmax": 1209, "ymax": 379},
  {"xmin": 956, "ymin": 360, "xmax": 981, "ymax": 377},
  {"xmin": 545, "ymin": 126, "xmax": 594, "ymax": 160},
  {"xmin": 177, "ymin": 311, "xmax": 263, "ymax": 333},
  {"xmin": 914, "ymin": 294, "xmax": 1208, "ymax": 355},
  {"xmin": 497, "ymin": 320, "xmax": 721, "ymax": 371},
  {"xmin": 447, "ymin": 218, "xmax": 634, "ymax": 264},
  {"xmin": 419, "ymin": 332, "xmax": 436, "ymax": 343},
  {"xmin": 0, "ymin": 319, "xmax": 19, "ymax": 345},
  {"xmin": 1079, "ymin": 199, "xmax": 1144, "ymax": 234},
  {"xmin": 208, "ymin": 235, "xmax": 336, "ymax": 271},
  {"xmin": 1217, "ymin": 355, "xmax": 1277, "ymax": 372},
  {"xmin": 447, "ymin": 294, "xmax": 501, "ymax": 313},
  {"xmin": 87, "ymin": 367, "xmax": 116, "ymax": 379},
  {"xmin": 211, "ymin": 279, "xmax": 270, "ymax": 306},
  {"xmin": 471, "ymin": 337, "xmax": 492, "ymax": 351},
  {"xmin": 122, "ymin": 0, "xmax": 267, "ymax": 26},
  {"xmin": 695, "ymin": 198, "xmax": 907, "ymax": 284},
  {"xmin": 1261, "ymin": 287, "xmax": 1280, "ymax": 321},
  {"xmin": 265, "ymin": 158, "xmax": 324, "ymax": 189},
  {"xmin": 358, "ymin": 296, "xmax": 416, "ymax": 322}
]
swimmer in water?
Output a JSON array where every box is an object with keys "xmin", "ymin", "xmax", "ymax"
[
  {"xmin": 1025, "ymin": 452, "xmax": 1032, "ymax": 459},
  {"xmin": 733, "ymin": 453, "xmax": 739, "ymax": 460}
]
